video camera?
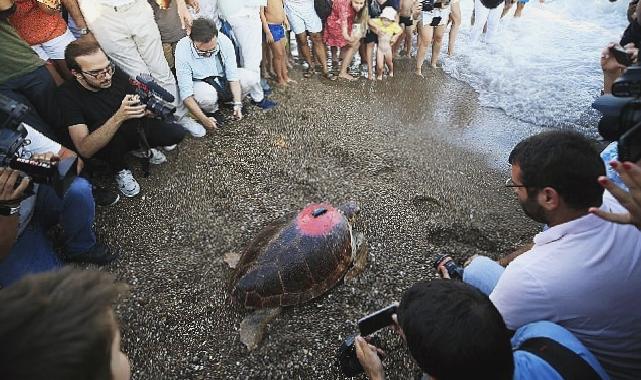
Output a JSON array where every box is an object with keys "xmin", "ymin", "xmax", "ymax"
[
  {"xmin": 336, "ymin": 304, "xmax": 398, "ymax": 377},
  {"xmin": 0, "ymin": 94, "xmax": 77, "ymax": 200},
  {"xmin": 593, "ymin": 64, "xmax": 641, "ymax": 162},
  {"xmin": 130, "ymin": 74, "xmax": 176, "ymax": 121}
]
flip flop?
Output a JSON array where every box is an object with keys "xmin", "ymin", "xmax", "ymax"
[
  {"xmin": 324, "ymin": 72, "xmax": 337, "ymax": 81},
  {"xmin": 303, "ymin": 68, "xmax": 315, "ymax": 79}
]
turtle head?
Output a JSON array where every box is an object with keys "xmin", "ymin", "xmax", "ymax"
[{"xmin": 338, "ymin": 201, "xmax": 360, "ymax": 223}]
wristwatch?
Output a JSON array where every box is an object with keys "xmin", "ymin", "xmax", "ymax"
[
  {"xmin": 79, "ymin": 28, "xmax": 89, "ymax": 35},
  {"xmin": 0, "ymin": 204, "xmax": 20, "ymax": 216}
]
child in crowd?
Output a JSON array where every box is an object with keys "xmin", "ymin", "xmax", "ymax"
[
  {"xmin": 324, "ymin": 0, "xmax": 354, "ymax": 71},
  {"xmin": 261, "ymin": 0, "xmax": 294, "ymax": 86},
  {"xmin": 337, "ymin": 0, "xmax": 369, "ymax": 80},
  {"xmin": 396, "ymin": 0, "xmax": 418, "ymax": 58},
  {"xmin": 368, "ymin": 6, "xmax": 402, "ymax": 79}
]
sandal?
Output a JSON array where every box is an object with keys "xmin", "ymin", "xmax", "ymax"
[
  {"xmin": 303, "ymin": 67, "xmax": 315, "ymax": 79},
  {"xmin": 324, "ymin": 71, "xmax": 337, "ymax": 81}
]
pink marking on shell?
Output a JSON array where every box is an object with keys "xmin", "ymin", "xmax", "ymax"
[{"xmin": 296, "ymin": 203, "xmax": 344, "ymax": 236}]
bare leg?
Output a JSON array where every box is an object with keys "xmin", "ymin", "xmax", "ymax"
[
  {"xmin": 295, "ymin": 32, "xmax": 315, "ymax": 76},
  {"xmin": 271, "ymin": 40, "xmax": 287, "ymax": 86},
  {"xmin": 430, "ymin": 24, "xmax": 446, "ymax": 68},
  {"xmin": 385, "ymin": 51, "xmax": 394, "ymax": 77},
  {"xmin": 514, "ymin": 2, "xmax": 525, "ymax": 17},
  {"xmin": 366, "ymin": 42, "xmax": 375, "ymax": 80},
  {"xmin": 416, "ymin": 24, "xmax": 434, "ymax": 76},
  {"xmin": 501, "ymin": 0, "xmax": 514, "ymax": 18},
  {"xmin": 448, "ymin": 2, "xmax": 461, "ymax": 56},
  {"xmin": 403, "ymin": 25, "xmax": 414, "ymax": 56},
  {"xmin": 310, "ymin": 32, "xmax": 331, "ymax": 76},
  {"xmin": 277, "ymin": 39, "xmax": 295, "ymax": 84},
  {"xmin": 339, "ymin": 41, "xmax": 360, "ymax": 80},
  {"xmin": 376, "ymin": 47, "xmax": 384, "ymax": 80}
]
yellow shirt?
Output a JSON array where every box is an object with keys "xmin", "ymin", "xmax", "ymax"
[{"xmin": 370, "ymin": 18, "xmax": 402, "ymax": 36}]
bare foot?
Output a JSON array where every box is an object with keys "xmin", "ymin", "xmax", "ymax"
[
  {"xmin": 389, "ymin": 71, "xmax": 394, "ymax": 78},
  {"xmin": 376, "ymin": 75, "xmax": 383, "ymax": 80},
  {"xmin": 430, "ymin": 62, "xmax": 440, "ymax": 69},
  {"xmin": 286, "ymin": 78, "xmax": 297, "ymax": 84},
  {"xmin": 415, "ymin": 69, "xmax": 424, "ymax": 77},
  {"xmin": 276, "ymin": 81, "xmax": 288, "ymax": 87},
  {"xmin": 338, "ymin": 73, "xmax": 356, "ymax": 81}
]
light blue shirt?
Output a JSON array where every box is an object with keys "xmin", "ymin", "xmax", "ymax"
[
  {"xmin": 513, "ymin": 321, "xmax": 609, "ymax": 380},
  {"xmin": 174, "ymin": 33, "xmax": 239, "ymax": 100}
]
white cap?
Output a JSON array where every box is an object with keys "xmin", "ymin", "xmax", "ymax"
[{"xmin": 380, "ymin": 6, "xmax": 397, "ymax": 21}]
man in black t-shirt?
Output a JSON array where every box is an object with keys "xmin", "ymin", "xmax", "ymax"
[{"xmin": 58, "ymin": 37, "xmax": 186, "ymax": 198}]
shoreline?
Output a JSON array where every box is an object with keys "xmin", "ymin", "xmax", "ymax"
[{"xmin": 95, "ymin": 61, "xmax": 542, "ymax": 379}]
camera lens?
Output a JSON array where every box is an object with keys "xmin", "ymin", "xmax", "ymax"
[{"xmin": 434, "ymin": 255, "xmax": 464, "ymax": 280}]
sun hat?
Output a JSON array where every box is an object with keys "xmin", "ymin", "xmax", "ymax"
[{"xmin": 380, "ymin": 6, "xmax": 397, "ymax": 21}]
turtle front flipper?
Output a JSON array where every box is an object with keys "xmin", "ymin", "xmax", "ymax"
[
  {"xmin": 345, "ymin": 232, "xmax": 368, "ymax": 283},
  {"xmin": 239, "ymin": 308, "xmax": 282, "ymax": 351}
]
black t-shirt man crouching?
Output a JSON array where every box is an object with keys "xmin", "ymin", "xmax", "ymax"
[{"xmin": 58, "ymin": 37, "xmax": 186, "ymax": 198}]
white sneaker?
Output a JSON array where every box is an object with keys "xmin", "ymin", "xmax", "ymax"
[
  {"xmin": 130, "ymin": 148, "xmax": 167, "ymax": 165},
  {"xmin": 115, "ymin": 169, "xmax": 140, "ymax": 197},
  {"xmin": 180, "ymin": 117, "xmax": 206, "ymax": 138}
]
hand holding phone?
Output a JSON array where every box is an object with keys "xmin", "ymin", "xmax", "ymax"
[
  {"xmin": 610, "ymin": 45, "xmax": 633, "ymax": 67},
  {"xmin": 358, "ymin": 303, "xmax": 399, "ymax": 336}
]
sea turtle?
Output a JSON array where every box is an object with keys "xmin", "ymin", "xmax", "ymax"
[{"xmin": 225, "ymin": 201, "xmax": 368, "ymax": 350}]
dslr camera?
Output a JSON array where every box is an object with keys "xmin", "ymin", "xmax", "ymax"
[
  {"xmin": 336, "ymin": 304, "xmax": 398, "ymax": 377},
  {"xmin": 593, "ymin": 64, "xmax": 641, "ymax": 162},
  {"xmin": 0, "ymin": 94, "xmax": 77, "ymax": 200},
  {"xmin": 130, "ymin": 74, "xmax": 176, "ymax": 121}
]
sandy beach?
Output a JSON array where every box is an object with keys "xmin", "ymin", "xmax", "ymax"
[{"xmin": 94, "ymin": 61, "xmax": 545, "ymax": 379}]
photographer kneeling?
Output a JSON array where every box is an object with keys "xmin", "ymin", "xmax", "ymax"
[
  {"xmin": 58, "ymin": 37, "xmax": 187, "ymax": 198},
  {"xmin": 0, "ymin": 120, "xmax": 117, "ymax": 287},
  {"xmin": 355, "ymin": 280, "xmax": 609, "ymax": 380},
  {"xmin": 174, "ymin": 18, "xmax": 277, "ymax": 131}
]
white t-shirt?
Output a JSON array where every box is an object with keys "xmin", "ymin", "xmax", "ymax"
[
  {"xmin": 16, "ymin": 125, "xmax": 61, "ymax": 235},
  {"xmin": 490, "ymin": 192, "xmax": 641, "ymax": 380}
]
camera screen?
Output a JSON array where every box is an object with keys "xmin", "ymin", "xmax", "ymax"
[{"xmin": 357, "ymin": 304, "xmax": 398, "ymax": 336}]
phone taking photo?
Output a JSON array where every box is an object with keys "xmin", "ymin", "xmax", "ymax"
[
  {"xmin": 610, "ymin": 45, "xmax": 633, "ymax": 67},
  {"xmin": 357, "ymin": 304, "xmax": 398, "ymax": 336}
]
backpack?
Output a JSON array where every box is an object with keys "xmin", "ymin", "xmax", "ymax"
[{"xmin": 314, "ymin": 0, "xmax": 333, "ymax": 22}]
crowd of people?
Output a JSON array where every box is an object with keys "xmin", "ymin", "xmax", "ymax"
[{"xmin": 1, "ymin": 0, "xmax": 641, "ymax": 379}]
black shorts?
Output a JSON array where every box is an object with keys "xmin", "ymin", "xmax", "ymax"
[
  {"xmin": 399, "ymin": 16, "xmax": 413, "ymax": 27},
  {"xmin": 364, "ymin": 30, "xmax": 378, "ymax": 44}
]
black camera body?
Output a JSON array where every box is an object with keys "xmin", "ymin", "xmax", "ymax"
[
  {"xmin": 130, "ymin": 74, "xmax": 176, "ymax": 121},
  {"xmin": 0, "ymin": 94, "xmax": 77, "ymax": 200},
  {"xmin": 434, "ymin": 254, "xmax": 464, "ymax": 280},
  {"xmin": 593, "ymin": 64, "xmax": 641, "ymax": 162},
  {"xmin": 336, "ymin": 304, "xmax": 398, "ymax": 377}
]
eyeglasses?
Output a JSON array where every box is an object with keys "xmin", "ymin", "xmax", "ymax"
[
  {"xmin": 192, "ymin": 41, "xmax": 216, "ymax": 57},
  {"xmin": 81, "ymin": 62, "xmax": 115, "ymax": 79},
  {"xmin": 505, "ymin": 177, "xmax": 528, "ymax": 188}
]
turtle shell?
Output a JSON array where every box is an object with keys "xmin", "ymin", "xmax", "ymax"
[{"xmin": 231, "ymin": 203, "xmax": 354, "ymax": 309}]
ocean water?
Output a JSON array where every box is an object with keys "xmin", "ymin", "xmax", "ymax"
[{"xmin": 441, "ymin": 0, "xmax": 630, "ymax": 129}]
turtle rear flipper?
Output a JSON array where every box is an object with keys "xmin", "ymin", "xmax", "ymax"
[
  {"xmin": 345, "ymin": 232, "xmax": 368, "ymax": 283},
  {"xmin": 239, "ymin": 307, "xmax": 281, "ymax": 351}
]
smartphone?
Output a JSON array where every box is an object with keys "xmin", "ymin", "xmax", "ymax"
[
  {"xmin": 610, "ymin": 45, "xmax": 633, "ymax": 67},
  {"xmin": 358, "ymin": 304, "xmax": 398, "ymax": 336},
  {"xmin": 619, "ymin": 123, "xmax": 641, "ymax": 162}
]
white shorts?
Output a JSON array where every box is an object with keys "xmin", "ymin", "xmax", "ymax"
[
  {"xmin": 421, "ymin": 7, "xmax": 451, "ymax": 27},
  {"xmin": 31, "ymin": 28, "xmax": 76, "ymax": 60},
  {"xmin": 285, "ymin": 2, "xmax": 322, "ymax": 35}
]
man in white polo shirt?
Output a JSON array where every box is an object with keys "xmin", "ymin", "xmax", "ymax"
[
  {"xmin": 76, "ymin": 0, "xmax": 207, "ymax": 137},
  {"xmin": 450, "ymin": 131, "xmax": 641, "ymax": 380}
]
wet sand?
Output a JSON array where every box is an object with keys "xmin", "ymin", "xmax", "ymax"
[{"xmin": 95, "ymin": 61, "xmax": 544, "ymax": 379}]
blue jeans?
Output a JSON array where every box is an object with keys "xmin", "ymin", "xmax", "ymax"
[
  {"xmin": 463, "ymin": 256, "xmax": 505, "ymax": 296},
  {"xmin": 0, "ymin": 177, "xmax": 96, "ymax": 286}
]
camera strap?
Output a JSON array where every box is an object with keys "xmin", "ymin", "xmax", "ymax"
[
  {"xmin": 136, "ymin": 119, "xmax": 151, "ymax": 178},
  {"xmin": 516, "ymin": 337, "xmax": 601, "ymax": 380}
]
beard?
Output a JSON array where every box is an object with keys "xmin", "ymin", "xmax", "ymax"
[{"xmin": 519, "ymin": 196, "xmax": 549, "ymax": 225}]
